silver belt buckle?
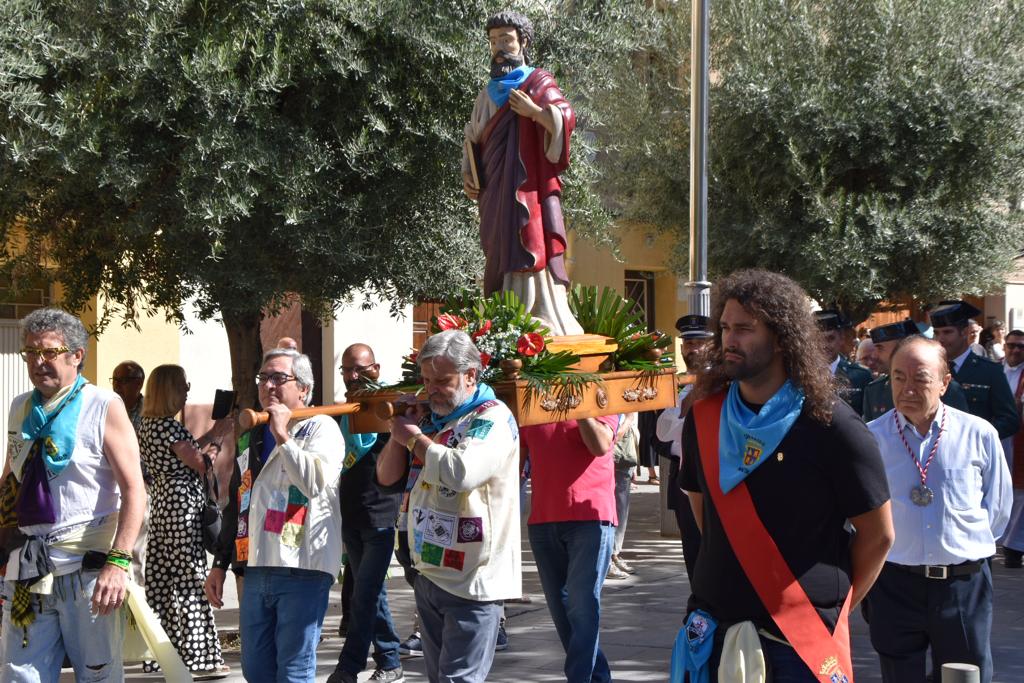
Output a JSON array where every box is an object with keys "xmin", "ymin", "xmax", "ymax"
[{"xmin": 925, "ymin": 565, "xmax": 948, "ymax": 579}]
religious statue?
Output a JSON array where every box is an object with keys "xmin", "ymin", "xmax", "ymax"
[{"xmin": 462, "ymin": 10, "xmax": 584, "ymax": 336}]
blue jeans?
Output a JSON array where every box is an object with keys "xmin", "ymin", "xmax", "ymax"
[
  {"xmin": 335, "ymin": 527, "xmax": 401, "ymax": 675},
  {"xmin": 239, "ymin": 566, "xmax": 333, "ymax": 683},
  {"xmin": 1, "ymin": 569, "xmax": 124, "ymax": 683},
  {"xmin": 528, "ymin": 521, "xmax": 615, "ymax": 683}
]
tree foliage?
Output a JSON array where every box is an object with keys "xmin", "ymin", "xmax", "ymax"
[
  {"xmin": 0, "ymin": 0, "xmax": 657, "ymax": 402},
  {"xmin": 602, "ymin": 0, "xmax": 1024, "ymax": 321}
]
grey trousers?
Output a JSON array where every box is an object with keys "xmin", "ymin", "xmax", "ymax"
[
  {"xmin": 414, "ymin": 575, "xmax": 503, "ymax": 683},
  {"xmin": 613, "ymin": 465, "xmax": 633, "ymax": 554}
]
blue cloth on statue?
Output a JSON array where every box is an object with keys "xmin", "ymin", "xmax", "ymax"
[
  {"xmin": 487, "ymin": 65, "xmax": 535, "ymax": 107},
  {"xmin": 670, "ymin": 609, "xmax": 717, "ymax": 683},
  {"xmin": 718, "ymin": 380, "xmax": 804, "ymax": 493}
]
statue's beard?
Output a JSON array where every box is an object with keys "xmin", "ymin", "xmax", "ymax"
[{"xmin": 490, "ymin": 51, "xmax": 525, "ymax": 78}]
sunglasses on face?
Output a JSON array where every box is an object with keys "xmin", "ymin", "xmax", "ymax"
[{"xmin": 20, "ymin": 346, "xmax": 71, "ymax": 362}]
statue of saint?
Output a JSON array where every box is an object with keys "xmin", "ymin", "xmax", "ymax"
[{"xmin": 462, "ymin": 10, "xmax": 584, "ymax": 336}]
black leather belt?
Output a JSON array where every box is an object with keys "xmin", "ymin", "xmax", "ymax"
[{"xmin": 888, "ymin": 560, "xmax": 985, "ymax": 580}]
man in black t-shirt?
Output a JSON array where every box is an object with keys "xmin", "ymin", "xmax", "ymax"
[
  {"xmin": 327, "ymin": 344, "xmax": 404, "ymax": 683},
  {"xmin": 677, "ymin": 269, "xmax": 893, "ymax": 682}
]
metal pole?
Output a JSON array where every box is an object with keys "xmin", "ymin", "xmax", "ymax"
[{"xmin": 687, "ymin": 0, "xmax": 711, "ymax": 317}]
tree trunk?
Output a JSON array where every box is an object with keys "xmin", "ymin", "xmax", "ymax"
[{"xmin": 223, "ymin": 309, "xmax": 265, "ymax": 410}]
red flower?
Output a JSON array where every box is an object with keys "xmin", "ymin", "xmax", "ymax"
[
  {"xmin": 480, "ymin": 352, "xmax": 492, "ymax": 367},
  {"xmin": 436, "ymin": 313, "xmax": 468, "ymax": 331},
  {"xmin": 472, "ymin": 319, "xmax": 493, "ymax": 340},
  {"xmin": 516, "ymin": 332, "xmax": 545, "ymax": 357}
]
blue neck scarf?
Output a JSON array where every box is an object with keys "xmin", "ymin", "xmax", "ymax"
[
  {"xmin": 339, "ymin": 414, "xmax": 378, "ymax": 474},
  {"xmin": 718, "ymin": 380, "xmax": 804, "ymax": 494},
  {"xmin": 424, "ymin": 383, "xmax": 497, "ymax": 435},
  {"xmin": 21, "ymin": 374, "xmax": 88, "ymax": 477},
  {"xmin": 487, "ymin": 65, "xmax": 535, "ymax": 107}
]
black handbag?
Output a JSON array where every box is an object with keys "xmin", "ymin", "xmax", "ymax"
[{"xmin": 201, "ymin": 454, "xmax": 222, "ymax": 555}]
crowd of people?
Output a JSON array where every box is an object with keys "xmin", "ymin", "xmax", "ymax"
[{"xmin": 2, "ymin": 266, "xmax": 1020, "ymax": 683}]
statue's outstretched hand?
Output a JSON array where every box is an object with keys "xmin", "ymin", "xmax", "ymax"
[{"xmin": 508, "ymin": 88, "xmax": 542, "ymax": 120}]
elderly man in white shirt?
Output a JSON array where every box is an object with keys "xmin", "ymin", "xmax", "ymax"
[{"xmin": 866, "ymin": 335, "xmax": 1011, "ymax": 683}]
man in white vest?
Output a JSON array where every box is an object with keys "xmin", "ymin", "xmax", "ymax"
[{"xmin": 1, "ymin": 308, "xmax": 145, "ymax": 682}]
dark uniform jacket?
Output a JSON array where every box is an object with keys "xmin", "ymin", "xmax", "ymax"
[
  {"xmin": 862, "ymin": 375, "xmax": 969, "ymax": 423},
  {"xmin": 835, "ymin": 356, "xmax": 873, "ymax": 417},
  {"xmin": 954, "ymin": 351, "xmax": 1020, "ymax": 440}
]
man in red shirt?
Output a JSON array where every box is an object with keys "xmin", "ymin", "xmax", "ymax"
[{"xmin": 521, "ymin": 415, "xmax": 619, "ymax": 683}]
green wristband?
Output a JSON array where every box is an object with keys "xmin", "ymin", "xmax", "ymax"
[{"xmin": 105, "ymin": 555, "xmax": 131, "ymax": 571}]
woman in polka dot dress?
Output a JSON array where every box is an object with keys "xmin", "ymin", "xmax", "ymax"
[{"xmin": 139, "ymin": 364, "xmax": 230, "ymax": 678}]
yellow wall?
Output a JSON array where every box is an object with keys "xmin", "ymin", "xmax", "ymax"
[
  {"xmin": 567, "ymin": 223, "xmax": 690, "ymax": 336},
  {"xmin": 90, "ymin": 294, "xmax": 181, "ymax": 391},
  {"xmin": 49, "ymin": 286, "xmax": 181, "ymax": 391}
]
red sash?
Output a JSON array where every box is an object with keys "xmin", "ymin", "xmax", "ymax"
[{"xmin": 693, "ymin": 391, "xmax": 854, "ymax": 683}]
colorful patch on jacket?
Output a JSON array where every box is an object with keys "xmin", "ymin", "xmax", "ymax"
[
  {"xmin": 421, "ymin": 541, "xmax": 443, "ymax": 566},
  {"xmin": 457, "ymin": 517, "xmax": 483, "ymax": 543},
  {"xmin": 422, "ymin": 509, "xmax": 457, "ymax": 548},
  {"xmin": 465, "ymin": 418, "xmax": 493, "ymax": 439},
  {"xmin": 235, "ymin": 469, "xmax": 253, "ymax": 560},
  {"xmin": 264, "ymin": 485, "xmax": 309, "ymax": 547},
  {"xmin": 442, "ymin": 549, "xmax": 465, "ymax": 571}
]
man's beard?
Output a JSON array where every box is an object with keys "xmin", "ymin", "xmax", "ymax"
[
  {"xmin": 722, "ymin": 341, "xmax": 777, "ymax": 382},
  {"xmin": 430, "ymin": 382, "xmax": 473, "ymax": 416},
  {"xmin": 490, "ymin": 51, "xmax": 524, "ymax": 78}
]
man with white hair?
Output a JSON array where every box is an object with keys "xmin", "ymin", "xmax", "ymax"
[
  {"xmin": 2, "ymin": 308, "xmax": 145, "ymax": 681},
  {"xmin": 205, "ymin": 348, "xmax": 344, "ymax": 682},
  {"xmin": 376, "ymin": 330, "xmax": 521, "ymax": 683}
]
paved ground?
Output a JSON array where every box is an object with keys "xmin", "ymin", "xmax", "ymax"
[{"xmin": 97, "ymin": 474, "xmax": 1024, "ymax": 681}]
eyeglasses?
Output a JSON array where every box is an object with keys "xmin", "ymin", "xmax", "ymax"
[
  {"xmin": 256, "ymin": 372, "xmax": 296, "ymax": 387},
  {"xmin": 340, "ymin": 364, "xmax": 376, "ymax": 374},
  {"xmin": 20, "ymin": 346, "xmax": 71, "ymax": 362},
  {"xmin": 110, "ymin": 376, "xmax": 144, "ymax": 384},
  {"xmin": 1005, "ymin": 343, "xmax": 1024, "ymax": 350}
]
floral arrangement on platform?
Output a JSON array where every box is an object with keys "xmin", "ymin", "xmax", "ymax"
[
  {"xmin": 398, "ymin": 290, "xmax": 588, "ymax": 387},
  {"xmin": 386, "ymin": 286, "xmax": 672, "ymax": 395}
]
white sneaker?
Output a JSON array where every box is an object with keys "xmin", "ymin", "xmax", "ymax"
[
  {"xmin": 606, "ymin": 563, "xmax": 630, "ymax": 580},
  {"xmin": 612, "ymin": 555, "xmax": 636, "ymax": 574}
]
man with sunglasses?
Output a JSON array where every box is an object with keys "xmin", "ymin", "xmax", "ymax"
[
  {"xmin": 205, "ymin": 347, "xmax": 344, "ymax": 682},
  {"xmin": 999, "ymin": 329, "xmax": 1024, "ymax": 568},
  {"xmin": 1, "ymin": 308, "xmax": 145, "ymax": 682}
]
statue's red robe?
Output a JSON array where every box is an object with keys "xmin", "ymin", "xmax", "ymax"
[{"xmin": 475, "ymin": 69, "xmax": 576, "ymax": 296}]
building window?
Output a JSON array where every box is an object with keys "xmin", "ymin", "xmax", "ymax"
[
  {"xmin": 624, "ymin": 270, "xmax": 656, "ymax": 332},
  {"xmin": 0, "ymin": 274, "xmax": 52, "ymax": 320}
]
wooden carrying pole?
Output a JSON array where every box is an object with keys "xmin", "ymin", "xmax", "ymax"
[{"xmin": 238, "ymin": 403, "xmax": 362, "ymax": 431}]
